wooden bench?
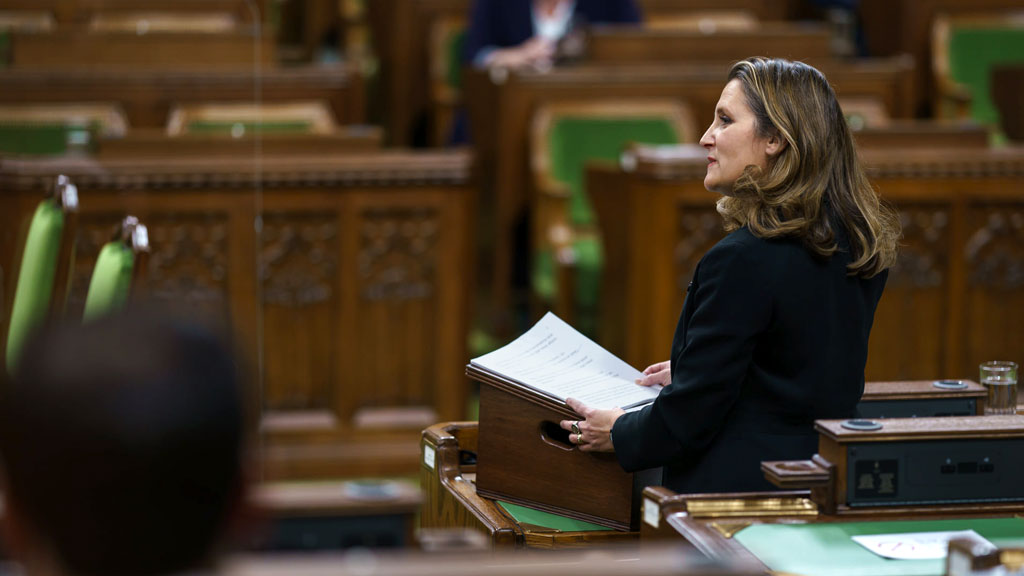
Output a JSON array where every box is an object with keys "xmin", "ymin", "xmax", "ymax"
[
  {"xmin": 0, "ymin": 149, "xmax": 474, "ymax": 480},
  {"xmin": 0, "ymin": 64, "xmax": 366, "ymax": 129}
]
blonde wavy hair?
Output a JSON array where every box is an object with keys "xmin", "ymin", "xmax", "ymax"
[{"xmin": 717, "ymin": 57, "xmax": 900, "ymax": 278}]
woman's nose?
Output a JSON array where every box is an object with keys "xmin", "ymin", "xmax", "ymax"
[{"xmin": 699, "ymin": 128, "xmax": 713, "ymax": 147}]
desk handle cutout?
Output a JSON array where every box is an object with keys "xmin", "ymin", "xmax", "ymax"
[{"xmin": 539, "ymin": 421, "xmax": 575, "ymax": 451}]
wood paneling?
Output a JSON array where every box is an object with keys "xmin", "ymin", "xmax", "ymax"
[
  {"xmin": 587, "ymin": 145, "xmax": 1024, "ymax": 382},
  {"xmin": 0, "ymin": 150, "xmax": 474, "ymax": 479}
]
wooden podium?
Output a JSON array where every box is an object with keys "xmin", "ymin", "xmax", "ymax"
[{"xmin": 468, "ymin": 365, "xmax": 660, "ymax": 531}]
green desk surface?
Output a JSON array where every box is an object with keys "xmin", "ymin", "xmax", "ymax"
[
  {"xmin": 734, "ymin": 517, "xmax": 1024, "ymax": 576},
  {"xmin": 496, "ymin": 500, "xmax": 612, "ymax": 532}
]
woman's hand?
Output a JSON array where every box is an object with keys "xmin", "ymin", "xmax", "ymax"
[
  {"xmin": 485, "ymin": 37, "xmax": 555, "ymax": 71},
  {"xmin": 559, "ymin": 398, "xmax": 624, "ymax": 453},
  {"xmin": 636, "ymin": 360, "xmax": 671, "ymax": 387}
]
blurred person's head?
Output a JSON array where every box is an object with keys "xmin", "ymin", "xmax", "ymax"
[
  {"xmin": 700, "ymin": 57, "xmax": 899, "ymax": 278},
  {"xmin": 0, "ymin": 310, "xmax": 245, "ymax": 576}
]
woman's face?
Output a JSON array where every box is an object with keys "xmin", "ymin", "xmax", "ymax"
[{"xmin": 699, "ymin": 79, "xmax": 772, "ymax": 195}]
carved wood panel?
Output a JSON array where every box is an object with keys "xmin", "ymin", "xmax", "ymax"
[
  {"xmin": 354, "ymin": 206, "xmax": 441, "ymax": 410},
  {"xmin": 867, "ymin": 204, "xmax": 951, "ymax": 380},
  {"xmin": 145, "ymin": 213, "xmax": 230, "ymax": 325},
  {"xmin": 261, "ymin": 212, "xmax": 339, "ymax": 412},
  {"xmin": 675, "ymin": 207, "xmax": 727, "ymax": 293},
  {"xmin": 964, "ymin": 204, "xmax": 1024, "ymax": 376}
]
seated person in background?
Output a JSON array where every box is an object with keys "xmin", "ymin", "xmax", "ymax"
[
  {"xmin": 0, "ymin": 310, "xmax": 246, "ymax": 576},
  {"xmin": 561, "ymin": 57, "xmax": 901, "ymax": 494},
  {"xmin": 464, "ymin": 0, "xmax": 642, "ymax": 70}
]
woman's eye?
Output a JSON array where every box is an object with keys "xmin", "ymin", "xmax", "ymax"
[{"xmin": 719, "ymin": 115, "xmax": 731, "ymax": 124}]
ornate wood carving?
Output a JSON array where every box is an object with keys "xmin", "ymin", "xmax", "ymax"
[
  {"xmin": 887, "ymin": 206, "xmax": 949, "ymax": 289},
  {"xmin": 359, "ymin": 207, "xmax": 439, "ymax": 301},
  {"xmin": 146, "ymin": 214, "xmax": 229, "ymax": 305},
  {"xmin": 261, "ymin": 213, "xmax": 338, "ymax": 306},
  {"xmin": 675, "ymin": 207, "xmax": 725, "ymax": 291},
  {"xmin": 966, "ymin": 207, "xmax": 1024, "ymax": 289}
]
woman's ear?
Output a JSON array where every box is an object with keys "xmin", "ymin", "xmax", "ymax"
[{"xmin": 765, "ymin": 132, "xmax": 788, "ymax": 157}]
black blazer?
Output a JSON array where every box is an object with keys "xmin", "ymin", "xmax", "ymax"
[
  {"xmin": 462, "ymin": 0, "xmax": 642, "ymax": 64},
  {"xmin": 612, "ymin": 226, "xmax": 888, "ymax": 494}
]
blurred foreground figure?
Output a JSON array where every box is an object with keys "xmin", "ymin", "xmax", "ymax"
[{"xmin": 0, "ymin": 310, "xmax": 245, "ymax": 576}]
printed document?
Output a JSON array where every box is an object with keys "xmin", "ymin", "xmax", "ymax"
[{"xmin": 470, "ymin": 312, "xmax": 660, "ymax": 411}]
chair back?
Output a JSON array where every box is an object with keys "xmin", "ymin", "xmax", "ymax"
[
  {"xmin": 166, "ymin": 101, "xmax": 337, "ymax": 137},
  {"xmin": 0, "ymin": 103, "xmax": 128, "ymax": 156},
  {"xmin": 531, "ymin": 100, "xmax": 694, "ymax": 227},
  {"xmin": 82, "ymin": 216, "xmax": 150, "ymax": 322},
  {"xmin": 5, "ymin": 175, "xmax": 79, "ymax": 373},
  {"xmin": 932, "ymin": 11, "xmax": 1024, "ymax": 125}
]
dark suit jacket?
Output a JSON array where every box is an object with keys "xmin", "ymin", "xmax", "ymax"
[
  {"xmin": 463, "ymin": 0, "xmax": 642, "ymax": 63},
  {"xmin": 612, "ymin": 226, "xmax": 888, "ymax": 494}
]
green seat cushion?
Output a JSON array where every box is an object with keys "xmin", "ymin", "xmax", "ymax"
[
  {"xmin": 446, "ymin": 28, "xmax": 467, "ymax": 91},
  {"xmin": 82, "ymin": 241, "xmax": 135, "ymax": 322},
  {"xmin": 185, "ymin": 120, "xmax": 314, "ymax": 136},
  {"xmin": 949, "ymin": 26, "xmax": 1024, "ymax": 127},
  {"xmin": 0, "ymin": 123, "xmax": 94, "ymax": 156},
  {"xmin": 734, "ymin": 517, "xmax": 1024, "ymax": 576},
  {"xmin": 6, "ymin": 199, "xmax": 64, "ymax": 373},
  {"xmin": 533, "ymin": 116, "xmax": 678, "ymax": 331},
  {"xmin": 496, "ymin": 500, "xmax": 611, "ymax": 532},
  {"xmin": 548, "ymin": 117, "xmax": 679, "ymax": 227}
]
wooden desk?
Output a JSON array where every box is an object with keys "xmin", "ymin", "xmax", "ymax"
[
  {"xmin": 6, "ymin": 26, "xmax": 274, "ymax": 69},
  {"xmin": 0, "ymin": 150, "xmax": 474, "ymax": 479},
  {"xmin": 586, "ymin": 22, "xmax": 832, "ymax": 64},
  {"xmin": 95, "ymin": 127, "xmax": 382, "ymax": 160},
  {"xmin": 464, "ymin": 57, "xmax": 913, "ymax": 333},
  {"xmin": 587, "ymin": 145, "xmax": 1024, "ymax": 381},
  {"xmin": 248, "ymin": 479, "xmax": 421, "ymax": 550},
  {"xmin": 641, "ymin": 487, "xmax": 1024, "ymax": 575},
  {"xmin": 3, "ymin": 0, "xmax": 261, "ymax": 25},
  {"xmin": 0, "ymin": 64, "xmax": 365, "ymax": 129},
  {"xmin": 421, "ymin": 422, "xmax": 639, "ymax": 549}
]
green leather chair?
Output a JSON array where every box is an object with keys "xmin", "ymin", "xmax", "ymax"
[
  {"xmin": 82, "ymin": 216, "xmax": 149, "ymax": 322},
  {"xmin": 529, "ymin": 101, "xmax": 694, "ymax": 335},
  {"xmin": 933, "ymin": 12, "xmax": 1024, "ymax": 133},
  {"xmin": 5, "ymin": 175, "xmax": 79, "ymax": 373}
]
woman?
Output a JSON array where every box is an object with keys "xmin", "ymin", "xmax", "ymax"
[
  {"xmin": 560, "ymin": 57, "xmax": 901, "ymax": 494},
  {"xmin": 463, "ymin": 0, "xmax": 641, "ymax": 71}
]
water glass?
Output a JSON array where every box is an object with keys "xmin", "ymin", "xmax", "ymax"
[{"xmin": 980, "ymin": 361, "xmax": 1018, "ymax": 415}]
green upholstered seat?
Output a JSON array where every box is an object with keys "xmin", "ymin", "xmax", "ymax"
[
  {"xmin": 734, "ymin": 516, "xmax": 1024, "ymax": 576},
  {"xmin": 533, "ymin": 116, "xmax": 679, "ymax": 334},
  {"xmin": 445, "ymin": 28, "xmax": 467, "ymax": 92},
  {"xmin": 5, "ymin": 199, "xmax": 64, "ymax": 372},
  {"xmin": 82, "ymin": 241, "xmax": 135, "ymax": 322},
  {"xmin": 497, "ymin": 500, "xmax": 611, "ymax": 532},
  {"xmin": 948, "ymin": 25, "xmax": 1024, "ymax": 129},
  {"xmin": 185, "ymin": 120, "xmax": 314, "ymax": 136},
  {"xmin": 0, "ymin": 123, "xmax": 94, "ymax": 156}
]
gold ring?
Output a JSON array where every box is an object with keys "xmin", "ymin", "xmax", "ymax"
[
  {"xmin": 576, "ymin": 433, "xmax": 583, "ymax": 444},
  {"xmin": 571, "ymin": 421, "xmax": 581, "ymax": 435}
]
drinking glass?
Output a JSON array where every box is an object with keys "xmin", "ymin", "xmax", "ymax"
[{"xmin": 980, "ymin": 361, "xmax": 1018, "ymax": 415}]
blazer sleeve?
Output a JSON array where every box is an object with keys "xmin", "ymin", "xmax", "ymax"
[
  {"xmin": 463, "ymin": 0, "xmax": 497, "ymax": 65},
  {"xmin": 612, "ymin": 237, "xmax": 775, "ymax": 472}
]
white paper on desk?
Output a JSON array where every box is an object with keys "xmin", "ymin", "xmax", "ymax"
[
  {"xmin": 851, "ymin": 530, "xmax": 994, "ymax": 560},
  {"xmin": 470, "ymin": 312, "xmax": 659, "ymax": 411}
]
